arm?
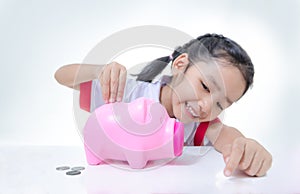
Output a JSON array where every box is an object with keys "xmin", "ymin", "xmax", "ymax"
[
  {"xmin": 54, "ymin": 62, "xmax": 127, "ymax": 102},
  {"xmin": 206, "ymin": 122, "xmax": 272, "ymax": 177},
  {"xmin": 54, "ymin": 63, "xmax": 104, "ymax": 90},
  {"xmin": 206, "ymin": 122, "xmax": 244, "ymax": 152}
]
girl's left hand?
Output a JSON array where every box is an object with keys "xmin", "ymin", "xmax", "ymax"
[{"xmin": 222, "ymin": 137, "xmax": 272, "ymax": 177}]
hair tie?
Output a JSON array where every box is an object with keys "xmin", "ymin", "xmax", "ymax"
[{"xmin": 169, "ymin": 50, "xmax": 181, "ymax": 62}]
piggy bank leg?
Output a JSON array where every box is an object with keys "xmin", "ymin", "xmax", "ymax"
[
  {"xmin": 125, "ymin": 151, "xmax": 148, "ymax": 169},
  {"xmin": 84, "ymin": 145, "xmax": 104, "ymax": 165}
]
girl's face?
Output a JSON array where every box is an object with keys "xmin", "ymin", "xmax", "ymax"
[{"xmin": 161, "ymin": 54, "xmax": 246, "ymax": 123}]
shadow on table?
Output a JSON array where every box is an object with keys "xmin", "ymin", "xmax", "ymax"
[{"xmin": 85, "ymin": 146, "xmax": 214, "ymax": 171}]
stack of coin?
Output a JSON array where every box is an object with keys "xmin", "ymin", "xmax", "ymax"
[{"xmin": 56, "ymin": 165, "xmax": 85, "ymax": 176}]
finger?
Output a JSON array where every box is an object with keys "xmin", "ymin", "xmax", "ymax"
[
  {"xmin": 244, "ymin": 152, "xmax": 263, "ymax": 176},
  {"xmin": 221, "ymin": 144, "xmax": 232, "ymax": 163},
  {"xmin": 238, "ymin": 142, "xmax": 256, "ymax": 170},
  {"xmin": 256, "ymin": 157, "xmax": 272, "ymax": 177},
  {"xmin": 116, "ymin": 67, "xmax": 127, "ymax": 102},
  {"xmin": 109, "ymin": 65, "xmax": 120, "ymax": 103},
  {"xmin": 100, "ymin": 65, "xmax": 111, "ymax": 103},
  {"xmin": 224, "ymin": 138, "xmax": 245, "ymax": 177},
  {"xmin": 245, "ymin": 148, "xmax": 272, "ymax": 176}
]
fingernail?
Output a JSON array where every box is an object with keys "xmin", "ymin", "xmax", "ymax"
[
  {"xmin": 117, "ymin": 97, "xmax": 121, "ymax": 102},
  {"xmin": 109, "ymin": 98, "xmax": 114, "ymax": 103},
  {"xmin": 225, "ymin": 157, "xmax": 230, "ymax": 164},
  {"xmin": 225, "ymin": 170, "xmax": 231, "ymax": 177},
  {"xmin": 104, "ymin": 99, "xmax": 108, "ymax": 104}
]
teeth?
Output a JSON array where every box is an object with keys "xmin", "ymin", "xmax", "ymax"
[{"xmin": 185, "ymin": 102, "xmax": 199, "ymax": 117}]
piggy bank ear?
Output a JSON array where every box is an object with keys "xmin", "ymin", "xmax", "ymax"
[
  {"xmin": 112, "ymin": 98, "xmax": 167, "ymax": 136},
  {"xmin": 126, "ymin": 97, "xmax": 154, "ymax": 123}
]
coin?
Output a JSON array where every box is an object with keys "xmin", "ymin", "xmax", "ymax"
[
  {"xmin": 56, "ymin": 166, "xmax": 70, "ymax": 171},
  {"xmin": 66, "ymin": 170, "xmax": 81, "ymax": 176},
  {"xmin": 71, "ymin": 166, "xmax": 85, "ymax": 171}
]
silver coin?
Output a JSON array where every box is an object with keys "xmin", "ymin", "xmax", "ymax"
[
  {"xmin": 56, "ymin": 166, "xmax": 70, "ymax": 171},
  {"xmin": 66, "ymin": 170, "xmax": 81, "ymax": 176},
  {"xmin": 71, "ymin": 166, "xmax": 85, "ymax": 171}
]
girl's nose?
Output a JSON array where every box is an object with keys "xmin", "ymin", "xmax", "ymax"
[{"xmin": 197, "ymin": 100, "xmax": 209, "ymax": 119}]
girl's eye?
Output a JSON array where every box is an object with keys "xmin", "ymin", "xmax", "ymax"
[
  {"xmin": 201, "ymin": 82, "xmax": 210, "ymax": 92},
  {"xmin": 217, "ymin": 102, "xmax": 224, "ymax": 111}
]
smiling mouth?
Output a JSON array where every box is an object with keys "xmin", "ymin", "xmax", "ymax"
[{"xmin": 185, "ymin": 102, "xmax": 200, "ymax": 118}]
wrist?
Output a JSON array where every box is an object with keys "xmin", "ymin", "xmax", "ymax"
[
  {"xmin": 93, "ymin": 65, "xmax": 104, "ymax": 79},
  {"xmin": 213, "ymin": 125, "xmax": 244, "ymax": 152}
]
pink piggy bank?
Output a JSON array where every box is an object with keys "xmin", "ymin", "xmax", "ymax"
[{"xmin": 83, "ymin": 97, "xmax": 184, "ymax": 169}]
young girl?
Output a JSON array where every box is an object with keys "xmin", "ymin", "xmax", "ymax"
[{"xmin": 55, "ymin": 33, "xmax": 272, "ymax": 177}]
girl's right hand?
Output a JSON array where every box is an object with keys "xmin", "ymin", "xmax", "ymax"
[{"xmin": 99, "ymin": 62, "xmax": 127, "ymax": 103}]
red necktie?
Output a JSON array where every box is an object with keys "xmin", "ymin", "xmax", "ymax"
[
  {"xmin": 194, "ymin": 122, "xmax": 209, "ymax": 146},
  {"xmin": 194, "ymin": 118, "xmax": 221, "ymax": 146}
]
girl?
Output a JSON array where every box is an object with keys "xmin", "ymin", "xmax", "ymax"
[{"xmin": 55, "ymin": 33, "xmax": 272, "ymax": 177}]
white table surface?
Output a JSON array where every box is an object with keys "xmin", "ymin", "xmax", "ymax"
[{"xmin": 0, "ymin": 145, "xmax": 299, "ymax": 194}]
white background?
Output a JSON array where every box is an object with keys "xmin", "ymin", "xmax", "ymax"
[{"xmin": 0, "ymin": 0, "xmax": 299, "ymax": 158}]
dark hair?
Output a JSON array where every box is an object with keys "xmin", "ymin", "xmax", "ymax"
[{"xmin": 133, "ymin": 33, "xmax": 254, "ymax": 96}]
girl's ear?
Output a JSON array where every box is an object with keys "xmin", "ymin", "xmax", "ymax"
[{"xmin": 172, "ymin": 53, "xmax": 189, "ymax": 75}]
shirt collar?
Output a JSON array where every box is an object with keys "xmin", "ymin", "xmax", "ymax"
[{"xmin": 153, "ymin": 75, "xmax": 172, "ymax": 86}]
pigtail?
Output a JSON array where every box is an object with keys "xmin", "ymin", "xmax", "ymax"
[
  {"xmin": 132, "ymin": 56, "xmax": 171, "ymax": 82},
  {"xmin": 132, "ymin": 50, "xmax": 181, "ymax": 82}
]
